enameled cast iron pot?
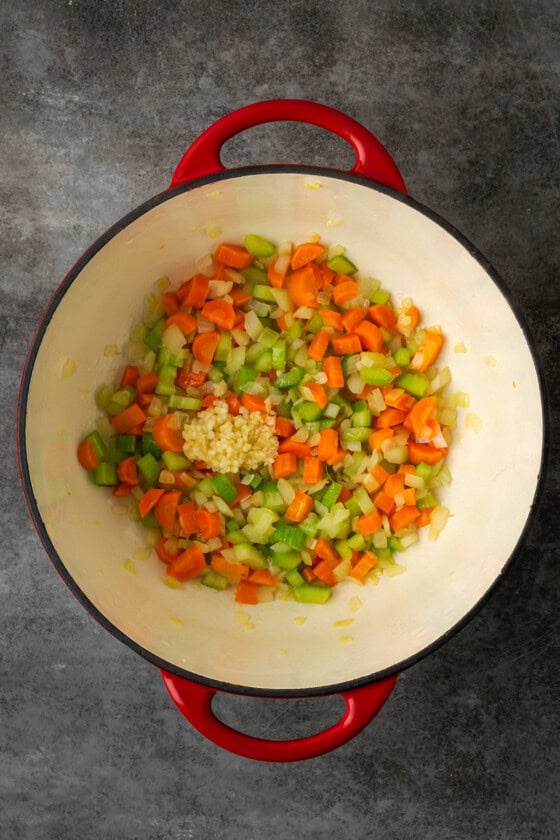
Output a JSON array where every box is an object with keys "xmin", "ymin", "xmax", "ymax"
[{"xmin": 18, "ymin": 100, "xmax": 545, "ymax": 761}]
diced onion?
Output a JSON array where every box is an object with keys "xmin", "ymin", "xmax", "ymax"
[
  {"xmin": 194, "ymin": 253, "xmax": 215, "ymax": 277},
  {"xmin": 208, "ymin": 280, "xmax": 233, "ymax": 299}
]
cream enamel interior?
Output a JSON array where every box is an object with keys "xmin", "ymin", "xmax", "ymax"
[{"xmin": 24, "ymin": 172, "xmax": 543, "ymax": 691}]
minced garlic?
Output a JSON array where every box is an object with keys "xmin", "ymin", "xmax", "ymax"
[{"xmin": 182, "ymin": 399, "xmax": 278, "ymax": 473}]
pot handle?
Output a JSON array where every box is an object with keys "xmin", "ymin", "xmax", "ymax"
[
  {"xmin": 170, "ymin": 99, "xmax": 406, "ymax": 193},
  {"xmin": 160, "ymin": 670, "xmax": 397, "ymax": 762}
]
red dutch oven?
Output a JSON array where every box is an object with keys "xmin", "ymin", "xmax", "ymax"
[{"xmin": 17, "ymin": 100, "xmax": 545, "ymax": 761}]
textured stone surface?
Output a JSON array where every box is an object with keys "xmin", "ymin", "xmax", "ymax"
[{"xmin": 1, "ymin": 2, "xmax": 559, "ymax": 838}]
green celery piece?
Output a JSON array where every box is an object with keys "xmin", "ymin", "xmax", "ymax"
[
  {"xmin": 376, "ymin": 547, "xmax": 393, "ymax": 561},
  {"xmin": 299, "ymin": 512, "xmax": 320, "ymax": 536},
  {"xmin": 270, "ymin": 551, "xmax": 302, "ymax": 571},
  {"xmin": 144, "ymin": 318, "xmax": 166, "ymax": 352},
  {"xmin": 417, "ymin": 491, "xmax": 438, "ymax": 510},
  {"xmin": 360, "ymin": 367, "xmax": 394, "ymax": 386},
  {"xmin": 232, "ymin": 543, "xmax": 267, "ymax": 569},
  {"xmin": 197, "ymin": 478, "xmax": 215, "ymax": 498},
  {"xmin": 327, "ymin": 254, "xmax": 357, "ymax": 275},
  {"xmin": 389, "ymin": 536, "xmax": 404, "ymax": 552},
  {"xmin": 139, "ymin": 511, "xmax": 159, "ymax": 529},
  {"xmin": 261, "ymin": 480, "xmax": 286, "ymax": 512},
  {"xmin": 245, "ymin": 342, "xmax": 268, "ymax": 364},
  {"xmin": 162, "ymin": 451, "xmax": 190, "ymax": 471},
  {"xmin": 116, "ymin": 434, "xmax": 136, "ymax": 454},
  {"xmin": 142, "ymin": 432, "xmax": 161, "ymax": 459},
  {"xmin": 351, "ymin": 407, "xmax": 372, "ymax": 427},
  {"xmin": 253, "ymin": 284, "xmax": 277, "ymax": 303},
  {"xmin": 306, "ymin": 313, "xmax": 324, "ymax": 334},
  {"xmin": 272, "ymin": 524, "xmax": 306, "ymax": 550},
  {"xmin": 293, "ymin": 584, "xmax": 332, "ymax": 604},
  {"xmin": 244, "ymin": 234, "xmax": 276, "ymax": 258},
  {"xmin": 335, "ymin": 540, "xmax": 353, "ymax": 561},
  {"xmin": 212, "ymin": 473, "xmax": 238, "ymax": 503},
  {"xmin": 395, "ymin": 372, "xmax": 429, "ymax": 398},
  {"xmin": 168, "ymin": 395, "xmax": 201, "ymax": 410},
  {"xmin": 214, "ymin": 333, "xmax": 232, "ymax": 362},
  {"xmin": 111, "ymin": 388, "xmax": 136, "ymax": 408},
  {"xmin": 202, "ymin": 571, "xmax": 229, "ymax": 591},
  {"xmin": 415, "ymin": 462, "xmax": 434, "ymax": 481},
  {"xmin": 240, "ymin": 266, "xmax": 268, "ymax": 285},
  {"xmin": 227, "ymin": 530, "xmax": 250, "ymax": 545},
  {"xmin": 321, "ymin": 482, "xmax": 342, "ymax": 510},
  {"xmin": 276, "ymin": 366, "xmax": 305, "ymax": 390},
  {"xmin": 340, "ymin": 427, "xmax": 370, "ymax": 443},
  {"xmin": 287, "ymin": 319, "xmax": 303, "ymax": 341},
  {"xmin": 258, "ymin": 326, "xmax": 281, "ymax": 348},
  {"xmin": 271, "ymin": 340, "xmax": 287, "ymax": 371},
  {"xmin": 155, "ymin": 365, "xmax": 178, "ymax": 396},
  {"xmin": 105, "ymin": 440, "xmax": 127, "ymax": 465},
  {"xmin": 234, "ymin": 364, "xmax": 256, "ymax": 394},
  {"xmin": 86, "ymin": 430, "xmax": 107, "ymax": 459},
  {"xmin": 137, "ymin": 453, "xmax": 160, "ymax": 485},
  {"xmin": 255, "ymin": 350, "xmax": 273, "ymax": 372},
  {"xmin": 206, "ymin": 366, "xmax": 224, "ymax": 383},
  {"xmin": 305, "ymin": 421, "xmax": 321, "ymax": 436},
  {"xmin": 344, "ymin": 496, "xmax": 362, "ymax": 518},
  {"xmin": 295, "ymin": 401, "xmax": 323, "ymax": 422},
  {"xmin": 394, "ymin": 347, "xmax": 412, "ymax": 368},
  {"xmin": 93, "ymin": 462, "xmax": 118, "ymax": 486},
  {"xmin": 353, "ymin": 486, "xmax": 375, "ymax": 514},
  {"xmin": 158, "ymin": 346, "xmax": 182, "ymax": 367},
  {"xmin": 285, "ymin": 569, "xmax": 305, "ymax": 588},
  {"xmin": 95, "ymin": 384, "xmax": 113, "ymax": 411},
  {"xmin": 226, "ymin": 518, "xmax": 241, "ymax": 533},
  {"xmin": 319, "ymin": 419, "xmax": 337, "ymax": 430},
  {"xmin": 347, "ymin": 533, "xmax": 366, "ymax": 551},
  {"xmin": 371, "ymin": 288, "xmax": 390, "ymax": 305}
]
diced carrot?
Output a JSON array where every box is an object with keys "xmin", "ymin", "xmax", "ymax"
[
  {"xmin": 417, "ymin": 508, "xmax": 433, "ymax": 528},
  {"xmin": 201, "ymin": 299, "xmax": 236, "ymax": 331},
  {"xmin": 401, "ymin": 488, "xmax": 417, "ymax": 506},
  {"xmin": 389, "ymin": 505, "xmax": 420, "ymax": 532},
  {"xmin": 285, "ymin": 490, "xmax": 313, "ymax": 523},
  {"xmin": 313, "ymin": 561, "xmax": 337, "ymax": 587},
  {"xmin": 320, "ymin": 309, "xmax": 344, "ymax": 331},
  {"xmin": 165, "ymin": 311, "xmax": 197, "ymax": 335},
  {"xmin": 410, "ymin": 331, "xmax": 444, "ymax": 372},
  {"xmin": 341, "ymin": 307, "xmax": 364, "ymax": 333},
  {"xmin": 138, "ymin": 487, "xmax": 165, "ymax": 518},
  {"xmin": 350, "ymin": 551, "xmax": 378, "ymax": 580},
  {"xmin": 162, "ymin": 292, "xmax": 180, "ymax": 316},
  {"xmin": 305, "ymin": 382, "xmax": 328, "ymax": 408},
  {"xmin": 211, "ymin": 554, "xmax": 249, "ymax": 580},
  {"xmin": 77, "ymin": 440, "xmax": 99, "ymax": 471},
  {"xmin": 120, "ymin": 365, "xmax": 139, "ymax": 388},
  {"xmin": 308, "ymin": 329, "xmax": 331, "ymax": 361},
  {"xmin": 355, "ymin": 509, "xmax": 383, "ymax": 535},
  {"xmin": 155, "ymin": 536, "xmax": 177, "ymax": 565},
  {"xmin": 286, "ymin": 264, "xmax": 321, "ymax": 309},
  {"xmin": 230, "ymin": 287, "xmax": 252, "ymax": 308},
  {"xmin": 398, "ymin": 463, "xmax": 416, "ymax": 475},
  {"xmin": 275, "ymin": 416, "xmax": 296, "ymax": 437},
  {"xmin": 368, "ymin": 428, "xmax": 394, "ymax": 451},
  {"xmin": 399, "ymin": 305, "xmax": 420, "ymax": 334},
  {"xmin": 338, "ymin": 486, "xmax": 352, "ymax": 503},
  {"xmin": 407, "ymin": 396, "xmax": 438, "ymax": 438},
  {"xmin": 384, "ymin": 473, "xmax": 406, "ymax": 499},
  {"xmin": 371, "ymin": 463, "xmax": 391, "ymax": 487},
  {"xmin": 226, "ymin": 394, "xmax": 241, "ymax": 417},
  {"xmin": 248, "ymin": 569, "xmax": 279, "ymax": 586},
  {"xmin": 176, "ymin": 369, "xmax": 207, "ymax": 390},
  {"xmin": 235, "ymin": 580, "xmax": 259, "ymax": 604},
  {"xmin": 290, "ymin": 242, "xmax": 326, "ymax": 270},
  {"xmin": 278, "ymin": 439, "xmax": 312, "ymax": 458},
  {"xmin": 384, "ymin": 388, "xmax": 416, "ymax": 412},
  {"xmin": 176, "ymin": 274, "xmax": 209, "ymax": 309},
  {"xmin": 302, "ymin": 567, "xmax": 317, "ymax": 583},
  {"xmin": 375, "ymin": 407, "xmax": 409, "ymax": 429},
  {"xmin": 332, "ymin": 280, "xmax": 360, "ymax": 306},
  {"xmin": 111, "ymin": 403, "xmax": 147, "ymax": 434},
  {"xmin": 192, "ymin": 331, "xmax": 220, "ymax": 365},
  {"xmin": 241, "ymin": 393, "xmax": 268, "ymax": 413},
  {"xmin": 117, "ymin": 456, "xmax": 139, "ymax": 486},
  {"xmin": 407, "ymin": 441, "xmax": 447, "ymax": 465},
  {"xmin": 322, "ymin": 355, "xmax": 344, "ymax": 388},
  {"xmin": 354, "ymin": 320, "xmax": 385, "ymax": 352},
  {"xmin": 368, "ymin": 304, "xmax": 397, "ymax": 331},
  {"xmin": 276, "ymin": 314, "xmax": 289, "ymax": 332},
  {"xmin": 168, "ymin": 544, "xmax": 206, "ymax": 581},
  {"xmin": 136, "ymin": 371, "xmax": 158, "ymax": 393},
  {"xmin": 331, "ymin": 334, "xmax": 362, "ymax": 355},
  {"xmin": 302, "ymin": 456, "xmax": 323, "ymax": 484},
  {"xmin": 152, "ymin": 414, "xmax": 184, "ymax": 452},
  {"xmin": 127, "ymin": 422, "xmax": 145, "ymax": 436},
  {"xmin": 230, "ymin": 483, "xmax": 252, "ymax": 507},
  {"xmin": 374, "ymin": 489, "xmax": 395, "ymax": 516},
  {"xmin": 315, "ymin": 536, "xmax": 339, "ymax": 565},
  {"xmin": 195, "ymin": 509, "xmax": 221, "ymax": 540},
  {"xmin": 318, "ymin": 428, "xmax": 339, "ymax": 464},
  {"xmin": 154, "ymin": 490, "xmax": 181, "ymax": 533},
  {"xmin": 268, "ymin": 258, "xmax": 289, "ymax": 289},
  {"xmin": 112, "ymin": 483, "xmax": 132, "ymax": 497},
  {"xmin": 273, "ymin": 453, "xmax": 297, "ymax": 479},
  {"xmin": 177, "ymin": 501, "xmax": 198, "ymax": 535},
  {"xmin": 215, "ymin": 242, "xmax": 254, "ymax": 269}
]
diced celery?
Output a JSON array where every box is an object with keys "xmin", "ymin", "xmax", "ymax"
[
  {"xmin": 139, "ymin": 511, "xmax": 159, "ymax": 529},
  {"xmin": 245, "ymin": 341, "xmax": 268, "ymax": 364},
  {"xmin": 293, "ymin": 584, "xmax": 332, "ymax": 604},
  {"xmin": 395, "ymin": 372, "xmax": 429, "ymax": 397},
  {"xmin": 255, "ymin": 350, "xmax": 273, "ymax": 372},
  {"xmin": 95, "ymin": 384, "xmax": 114, "ymax": 411},
  {"xmin": 345, "ymin": 496, "xmax": 362, "ymax": 517},
  {"xmin": 207, "ymin": 366, "xmax": 224, "ymax": 383},
  {"xmin": 244, "ymin": 234, "xmax": 276, "ymax": 258},
  {"xmin": 307, "ymin": 313, "xmax": 324, "ymax": 334},
  {"xmin": 144, "ymin": 318, "xmax": 166, "ymax": 352},
  {"xmin": 162, "ymin": 451, "xmax": 190, "ymax": 471},
  {"xmin": 321, "ymin": 482, "xmax": 343, "ymax": 510},
  {"xmin": 324, "ymin": 402, "xmax": 341, "ymax": 419},
  {"xmin": 335, "ymin": 540, "xmax": 353, "ymax": 561},
  {"xmin": 258, "ymin": 326, "xmax": 282, "ymax": 348},
  {"xmin": 353, "ymin": 486, "xmax": 375, "ymax": 514},
  {"xmin": 359, "ymin": 367, "xmax": 394, "ymax": 386},
  {"xmin": 253, "ymin": 284, "xmax": 277, "ymax": 303},
  {"xmin": 212, "ymin": 473, "xmax": 238, "ymax": 503},
  {"xmin": 270, "ymin": 551, "xmax": 302, "ymax": 571},
  {"xmin": 394, "ymin": 347, "xmax": 412, "ymax": 368},
  {"xmin": 415, "ymin": 462, "xmax": 434, "ymax": 481},
  {"xmin": 137, "ymin": 453, "xmax": 160, "ymax": 485},
  {"xmin": 351, "ymin": 406, "xmax": 372, "ymax": 427},
  {"xmin": 142, "ymin": 432, "xmax": 161, "ymax": 459},
  {"xmin": 197, "ymin": 478, "xmax": 215, "ymax": 498},
  {"xmin": 341, "ymin": 427, "xmax": 370, "ymax": 443},
  {"xmin": 371, "ymin": 288, "xmax": 390, "ymax": 305},
  {"xmin": 86, "ymin": 430, "xmax": 108, "ymax": 459},
  {"xmin": 271, "ymin": 340, "xmax": 287, "ymax": 371},
  {"xmin": 225, "ymin": 346, "xmax": 246, "ymax": 375},
  {"xmin": 276, "ymin": 367, "xmax": 305, "ymax": 389},
  {"xmin": 202, "ymin": 571, "xmax": 229, "ymax": 591},
  {"xmin": 226, "ymin": 518, "xmax": 241, "ymax": 533},
  {"xmin": 158, "ymin": 345, "xmax": 183, "ymax": 367},
  {"xmin": 327, "ymin": 254, "xmax": 357, "ymax": 275},
  {"xmin": 111, "ymin": 388, "xmax": 136, "ymax": 407},
  {"xmin": 116, "ymin": 434, "xmax": 136, "ymax": 454},
  {"xmin": 234, "ymin": 364, "xmax": 256, "ymax": 394},
  {"xmin": 287, "ymin": 319, "xmax": 303, "ymax": 341},
  {"xmin": 232, "ymin": 543, "xmax": 268, "ymax": 569},
  {"xmin": 214, "ymin": 333, "xmax": 232, "ymax": 362},
  {"xmin": 168, "ymin": 395, "xmax": 202, "ymax": 410},
  {"xmin": 299, "ymin": 512, "xmax": 320, "ymax": 536},
  {"xmin": 227, "ymin": 530, "xmax": 250, "ymax": 545},
  {"xmin": 389, "ymin": 536, "xmax": 404, "ymax": 552},
  {"xmin": 260, "ymin": 481, "xmax": 286, "ymax": 512},
  {"xmin": 295, "ymin": 401, "xmax": 323, "ymax": 422},
  {"xmin": 93, "ymin": 462, "xmax": 118, "ymax": 486},
  {"xmin": 240, "ymin": 266, "xmax": 268, "ymax": 285},
  {"xmin": 417, "ymin": 491, "xmax": 438, "ymax": 510},
  {"xmin": 347, "ymin": 533, "xmax": 366, "ymax": 551},
  {"xmin": 272, "ymin": 524, "xmax": 306, "ymax": 550},
  {"xmin": 155, "ymin": 365, "xmax": 178, "ymax": 396},
  {"xmin": 286, "ymin": 569, "xmax": 305, "ymax": 588}
]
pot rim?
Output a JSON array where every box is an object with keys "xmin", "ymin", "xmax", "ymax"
[{"xmin": 16, "ymin": 164, "xmax": 550, "ymax": 698}]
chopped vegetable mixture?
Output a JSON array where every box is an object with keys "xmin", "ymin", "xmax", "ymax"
[{"xmin": 77, "ymin": 235, "xmax": 455, "ymax": 604}]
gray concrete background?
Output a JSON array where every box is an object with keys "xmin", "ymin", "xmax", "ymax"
[{"xmin": 2, "ymin": 1, "xmax": 559, "ymax": 838}]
